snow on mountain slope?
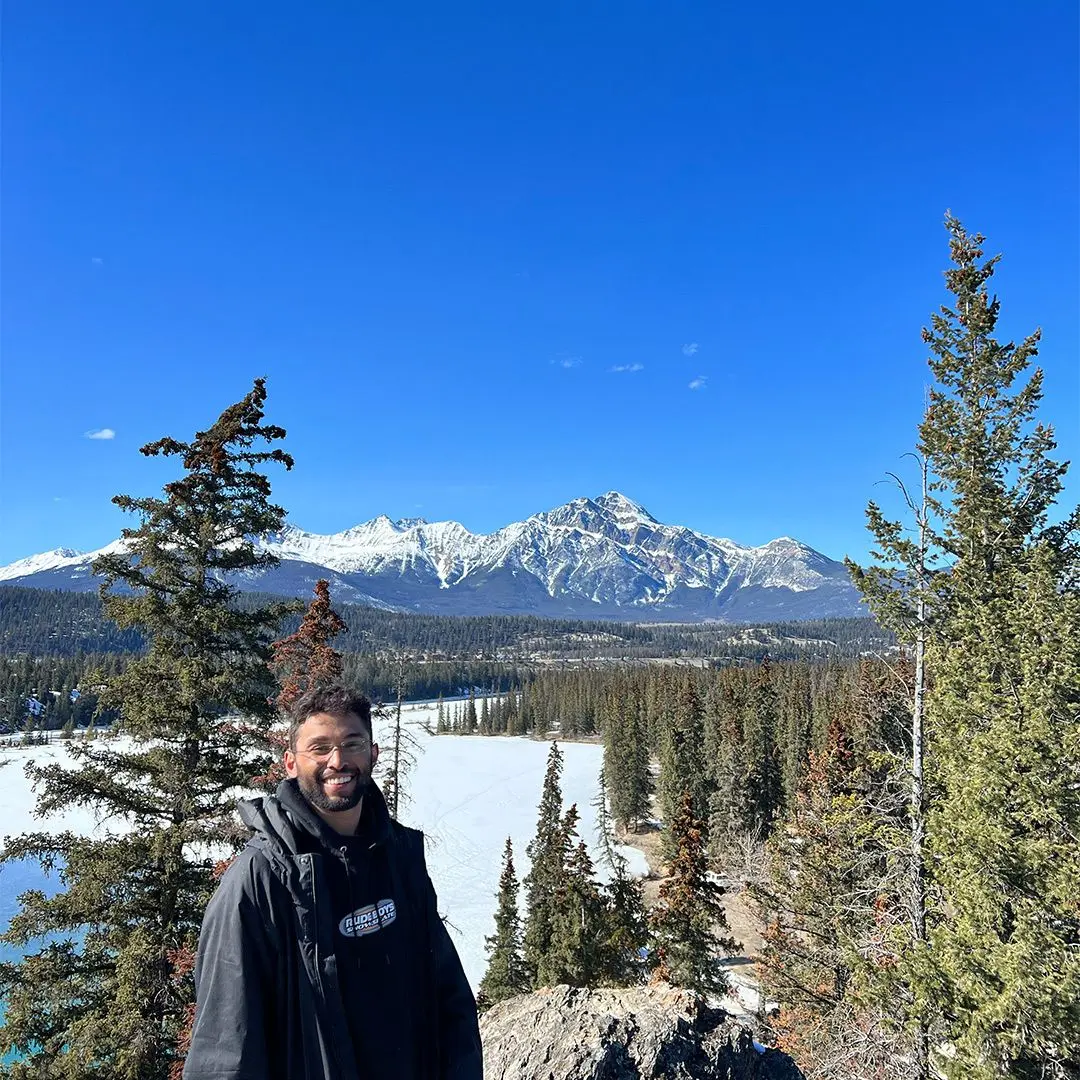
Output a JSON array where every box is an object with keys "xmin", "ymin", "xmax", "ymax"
[
  {"xmin": 0, "ymin": 541, "xmax": 128, "ymax": 583},
  {"xmin": 0, "ymin": 492, "xmax": 863, "ymax": 621}
]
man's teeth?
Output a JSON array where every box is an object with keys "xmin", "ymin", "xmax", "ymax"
[{"xmin": 323, "ymin": 775, "xmax": 355, "ymax": 786}]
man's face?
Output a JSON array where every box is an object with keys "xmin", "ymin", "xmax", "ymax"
[{"xmin": 284, "ymin": 710, "xmax": 379, "ymax": 815}]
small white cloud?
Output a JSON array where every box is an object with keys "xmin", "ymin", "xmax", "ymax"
[
  {"xmin": 551, "ymin": 354, "xmax": 582, "ymax": 369},
  {"xmin": 682, "ymin": 342, "xmax": 699, "ymax": 356},
  {"xmin": 688, "ymin": 376, "xmax": 707, "ymax": 391},
  {"xmin": 610, "ymin": 363, "xmax": 644, "ymax": 373},
  {"xmin": 85, "ymin": 428, "xmax": 116, "ymax": 440},
  {"xmin": 91, "ymin": 257, "xmax": 104, "ymax": 266}
]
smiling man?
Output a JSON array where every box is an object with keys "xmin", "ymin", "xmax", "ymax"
[{"xmin": 184, "ymin": 685, "xmax": 483, "ymax": 1080}]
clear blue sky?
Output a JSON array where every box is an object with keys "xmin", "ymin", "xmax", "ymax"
[{"xmin": 2, "ymin": 2, "xmax": 1077, "ymax": 567}]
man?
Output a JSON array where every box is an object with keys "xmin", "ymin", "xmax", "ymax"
[{"xmin": 184, "ymin": 684, "xmax": 483, "ymax": 1080}]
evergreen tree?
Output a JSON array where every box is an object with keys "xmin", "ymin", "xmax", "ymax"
[
  {"xmin": 380, "ymin": 652, "xmax": 422, "ymax": 821},
  {"xmin": 269, "ymin": 578, "xmax": 347, "ymax": 712},
  {"xmin": 853, "ymin": 218, "xmax": 1080, "ymax": 1078},
  {"xmin": 0, "ymin": 379, "xmax": 293, "ymax": 1079},
  {"xmin": 602, "ymin": 689, "xmax": 651, "ymax": 833},
  {"xmin": 916, "ymin": 220, "xmax": 1079, "ymax": 1079},
  {"xmin": 756, "ymin": 718, "xmax": 909, "ymax": 1077},
  {"xmin": 650, "ymin": 790, "xmax": 733, "ymax": 996},
  {"xmin": 538, "ymin": 805, "xmax": 606, "ymax": 988},
  {"xmin": 657, "ymin": 676, "xmax": 709, "ymax": 856},
  {"xmin": 522, "ymin": 741, "xmax": 565, "ymax": 984},
  {"xmin": 742, "ymin": 660, "xmax": 784, "ymax": 839},
  {"xmin": 477, "ymin": 837, "xmax": 529, "ymax": 1010},
  {"xmin": 592, "ymin": 771, "xmax": 649, "ymax": 986},
  {"xmin": 256, "ymin": 579, "xmax": 347, "ymax": 790},
  {"xmin": 706, "ymin": 682, "xmax": 753, "ymax": 872}
]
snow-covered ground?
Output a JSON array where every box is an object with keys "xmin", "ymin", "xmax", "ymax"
[{"xmin": 0, "ymin": 703, "xmax": 647, "ymax": 991}]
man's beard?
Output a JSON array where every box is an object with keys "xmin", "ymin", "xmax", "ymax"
[{"xmin": 297, "ymin": 765, "xmax": 372, "ymax": 813}]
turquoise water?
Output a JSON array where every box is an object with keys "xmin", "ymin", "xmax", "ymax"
[{"xmin": 1, "ymin": 859, "xmax": 66, "ymax": 1065}]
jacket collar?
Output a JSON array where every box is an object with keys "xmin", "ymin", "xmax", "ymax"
[{"xmin": 238, "ymin": 778, "xmax": 393, "ymax": 858}]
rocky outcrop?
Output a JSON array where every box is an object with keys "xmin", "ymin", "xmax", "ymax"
[{"xmin": 479, "ymin": 984, "xmax": 803, "ymax": 1080}]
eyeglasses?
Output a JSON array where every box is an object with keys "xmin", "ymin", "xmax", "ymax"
[{"xmin": 297, "ymin": 738, "xmax": 372, "ymax": 761}]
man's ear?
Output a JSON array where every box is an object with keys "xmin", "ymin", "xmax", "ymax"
[
  {"xmin": 283, "ymin": 748, "xmax": 298, "ymax": 778},
  {"xmin": 370, "ymin": 744, "xmax": 379, "ymax": 770}
]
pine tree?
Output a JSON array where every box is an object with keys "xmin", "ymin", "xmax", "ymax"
[
  {"xmin": 522, "ymin": 740, "xmax": 565, "ymax": 984},
  {"xmin": 593, "ymin": 771, "xmax": 649, "ymax": 986},
  {"xmin": 706, "ymin": 682, "xmax": 753, "ymax": 872},
  {"xmin": 0, "ymin": 379, "xmax": 293, "ymax": 1079},
  {"xmin": 657, "ymin": 676, "xmax": 709, "ymax": 857},
  {"xmin": 269, "ymin": 579, "xmax": 347, "ymax": 712},
  {"xmin": 538, "ymin": 805, "xmax": 606, "ymax": 988},
  {"xmin": 853, "ymin": 217, "xmax": 1080, "ymax": 1078},
  {"xmin": 650, "ymin": 790, "xmax": 733, "ymax": 996},
  {"xmin": 916, "ymin": 220, "xmax": 1079, "ymax": 1079},
  {"xmin": 478, "ymin": 837, "xmax": 529, "ymax": 1009},
  {"xmin": 256, "ymin": 579, "xmax": 347, "ymax": 790},
  {"xmin": 379, "ymin": 651, "xmax": 422, "ymax": 821},
  {"xmin": 755, "ymin": 716, "xmax": 909, "ymax": 1077},
  {"xmin": 742, "ymin": 660, "xmax": 784, "ymax": 839},
  {"xmin": 602, "ymin": 689, "xmax": 651, "ymax": 833}
]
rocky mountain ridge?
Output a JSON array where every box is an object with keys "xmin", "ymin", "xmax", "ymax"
[{"xmin": 0, "ymin": 492, "xmax": 863, "ymax": 623}]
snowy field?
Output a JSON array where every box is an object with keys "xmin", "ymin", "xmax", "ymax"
[{"xmin": 0, "ymin": 702, "xmax": 648, "ymax": 991}]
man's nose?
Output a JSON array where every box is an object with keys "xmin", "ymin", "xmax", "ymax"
[{"xmin": 326, "ymin": 745, "xmax": 346, "ymax": 766}]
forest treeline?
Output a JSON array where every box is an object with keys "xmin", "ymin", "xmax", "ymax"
[
  {"xmin": 471, "ymin": 655, "xmax": 913, "ymax": 1007},
  {"xmin": 0, "ymin": 586, "xmax": 890, "ymax": 733},
  {"xmin": 0, "ymin": 583, "xmax": 888, "ymax": 663}
]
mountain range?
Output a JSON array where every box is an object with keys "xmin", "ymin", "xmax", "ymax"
[{"xmin": 0, "ymin": 492, "xmax": 865, "ymax": 622}]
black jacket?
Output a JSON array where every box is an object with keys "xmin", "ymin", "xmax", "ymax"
[{"xmin": 183, "ymin": 780, "xmax": 483, "ymax": 1080}]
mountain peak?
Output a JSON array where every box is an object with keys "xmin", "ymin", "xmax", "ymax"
[{"xmin": 592, "ymin": 491, "xmax": 656, "ymax": 522}]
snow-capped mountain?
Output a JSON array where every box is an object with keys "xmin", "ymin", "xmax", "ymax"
[{"xmin": 0, "ymin": 492, "xmax": 864, "ymax": 622}]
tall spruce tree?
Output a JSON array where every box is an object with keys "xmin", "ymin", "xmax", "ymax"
[
  {"xmin": 602, "ymin": 689, "xmax": 651, "ymax": 833},
  {"xmin": 539, "ymin": 805, "xmax": 606, "ymax": 988},
  {"xmin": 255, "ymin": 579, "xmax": 347, "ymax": 791},
  {"xmin": 853, "ymin": 218, "xmax": 1080, "ymax": 1078},
  {"xmin": 657, "ymin": 676, "xmax": 709, "ymax": 856},
  {"xmin": 650, "ymin": 790, "xmax": 733, "ymax": 996},
  {"xmin": 522, "ymin": 740, "xmax": 565, "ymax": 983},
  {"xmin": 478, "ymin": 837, "xmax": 529, "ymax": 1010},
  {"xmin": 592, "ymin": 771, "xmax": 649, "ymax": 986},
  {"xmin": 269, "ymin": 578, "xmax": 347, "ymax": 712},
  {"xmin": 916, "ymin": 219, "xmax": 1079, "ymax": 1078},
  {"xmin": 0, "ymin": 379, "xmax": 294, "ymax": 1079},
  {"xmin": 742, "ymin": 660, "xmax": 784, "ymax": 840}
]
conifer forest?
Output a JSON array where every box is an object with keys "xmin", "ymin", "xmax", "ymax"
[{"xmin": 0, "ymin": 221, "xmax": 1077, "ymax": 1079}]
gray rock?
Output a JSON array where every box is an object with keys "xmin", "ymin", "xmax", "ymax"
[{"xmin": 479, "ymin": 984, "xmax": 803, "ymax": 1080}]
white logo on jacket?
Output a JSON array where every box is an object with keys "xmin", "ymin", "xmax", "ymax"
[{"xmin": 339, "ymin": 899, "xmax": 397, "ymax": 937}]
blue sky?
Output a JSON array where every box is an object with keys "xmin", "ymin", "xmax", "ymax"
[{"xmin": 2, "ymin": 2, "xmax": 1077, "ymax": 568}]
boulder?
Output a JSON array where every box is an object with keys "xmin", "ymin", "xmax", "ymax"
[{"xmin": 479, "ymin": 984, "xmax": 803, "ymax": 1080}]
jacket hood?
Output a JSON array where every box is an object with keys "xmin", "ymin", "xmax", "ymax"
[{"xmin": 237, "ymin": 778, "xmax": 394, "ymax": 862}]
